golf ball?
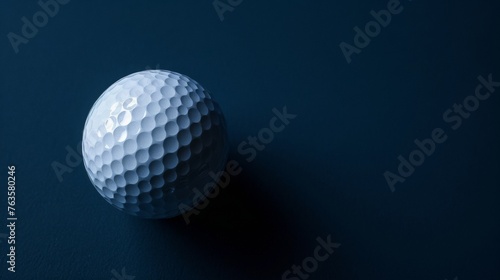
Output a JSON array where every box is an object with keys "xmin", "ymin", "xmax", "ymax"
[{"xmin": 82, "ymin": 70, "xmax": 228, "ymax": 219}]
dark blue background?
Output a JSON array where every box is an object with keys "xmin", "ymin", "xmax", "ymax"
[{"xmin": 1, "ymin": 0, "xmax": 499, "ymax": 279}]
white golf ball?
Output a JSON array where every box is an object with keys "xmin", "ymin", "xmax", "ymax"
[{"xmin": 82, "ymin": 70, "xmax": 228, "ymax": 219}]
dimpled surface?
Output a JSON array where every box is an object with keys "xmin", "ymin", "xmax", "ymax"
[{"xmin": 82, "ymin": 70, "xmax": 228, "ymax": 219}]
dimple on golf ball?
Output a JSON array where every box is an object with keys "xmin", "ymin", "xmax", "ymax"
[{"xmin": 82, "ymin": 70, "xmax": 229, "ymax": 219}]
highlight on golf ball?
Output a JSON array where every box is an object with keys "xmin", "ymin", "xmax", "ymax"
[{"xmin": 82, "ymin": 70, "xmax": 229, "ymax": 219}]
